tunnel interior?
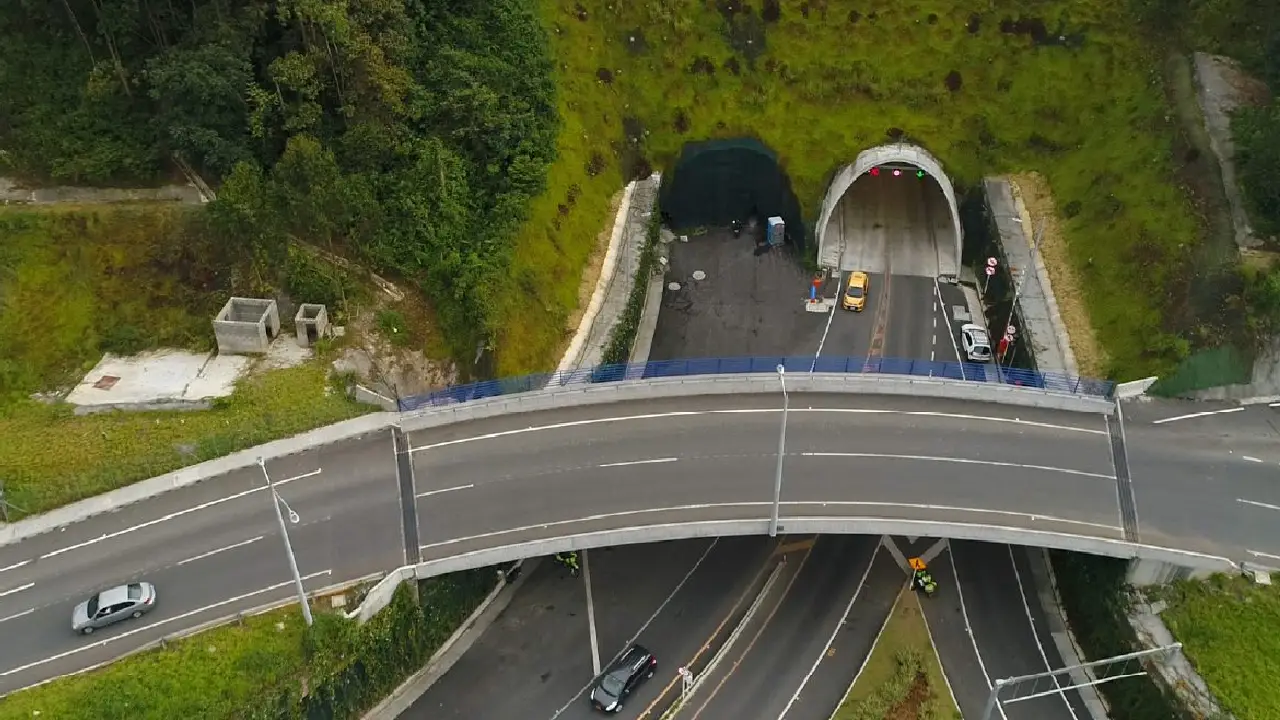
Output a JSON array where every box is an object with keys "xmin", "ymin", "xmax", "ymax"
[
  {"xmin": 825, "ymin": 165, "xmax": 956, "ymax": 278},
  {"xmin": 658, "ymin": 138, "xmax": 806, "ymax": 251}
]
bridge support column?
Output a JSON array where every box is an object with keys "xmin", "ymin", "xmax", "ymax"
[{"xmin": 1126, "ymin": 559, "xmax": 1213, "ymax": 587}]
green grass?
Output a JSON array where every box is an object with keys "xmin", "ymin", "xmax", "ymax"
[
  {"xmin": 0, "ymin": 363, "xmax": 373, "ymax": 517},
  {"xmin": 496, "ymin": 0, "xmax": 1206, "ymax": 380},
  {"xmin": 834, "ymin": 587, "xmax": 961, "ymax": 720},
  {"xmin": 1161, "ymin": 574, "xmax": 1280, "ymax": 720},
  {"xmin": 0, "ymin": 604, "xmax": 312, "ymax": 720},
  {"xmin": 0, "ymin": 204, "xmax": 237, "ymax": 399}
]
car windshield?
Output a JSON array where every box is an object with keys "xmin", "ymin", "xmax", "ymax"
[
  {"xmin": 86, "ymin": 595, "xmax": 100, "ymax": 616},
  {"xmin": 600, "ymin": 672, "xmax": 626, "ymax": 697},
  {"xmin": 847, "ymin": 287, "xmax": 864, "ymax": 298},
  {"xmin": 127, "ymin": 583, "xmax": 142, "ymax": 601}
]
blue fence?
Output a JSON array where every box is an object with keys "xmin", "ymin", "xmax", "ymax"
[{"xmin": 397, "ymin": 356, "xmax": 1115, "ymax": 412}]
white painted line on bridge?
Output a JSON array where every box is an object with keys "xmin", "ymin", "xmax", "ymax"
[
  {"xmin": 1243, "ymin": 456, "xmax": 1263, "ymax": 463},
  {"xmin": 0, "ymin": 608, "xmax": 34, "ymax": 625},
  {"xmin": 1238, "ymin": 498, "xmax": 1280, "ymax": 512},
  {"xmin": 0, "ymin": 560, "xmax": 29, "ymax": 575},
  {"xmin": 801, "ymin": 452, "xmax": 1115, "ymax": 481},
  {"xmin": 411, "ymin": 408, "xmax": 1104, "ymax": 453},
  {"xmin": 0, "ymin": 569, "xmax": 332, "ymax": 678},
  {"xmin": 0, "ymin": 583, "xmax": 33, "ymax": 599},
  {"xmin": 599, "ymin": 458, "xmax": 678, "ymax": 468},
  {"xmin": 39, "ymin": 469, "xmax": 323, "ymax": 560},
  {"xmin": 416, "ymin": 484, "xmax": 475, "ymax": 499},
  {"xmin": 177, "ymin": 536, "xmax": 263, "ymax": 567},
  {"xmin": 1248, "ymin": 549, "xmax": 1280, "ymax": 562},
  {"xmin": 1152, "ymin": 407, "xmax": 1244, "ymax": 425}
]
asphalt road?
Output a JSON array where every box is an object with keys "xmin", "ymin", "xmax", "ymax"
[
  {"xmin": 401, "ymin": 536, "xmax": 775, "ymax": 720},
  {"xmin": 2, "ymin": 394, "xmax": 1279, "ymax": 696},
  {"xmin": 0, "ymin": 432, "xmax": 403, "ymax": 695}
]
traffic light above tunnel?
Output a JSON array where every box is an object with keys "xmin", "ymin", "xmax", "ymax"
[{"xmin": 868, "ymin": 164, "xmax": 929, "ymax": 179}]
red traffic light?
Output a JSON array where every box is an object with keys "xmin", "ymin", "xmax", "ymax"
[{"xmin": 869, "ymin": 167, "xmax": 880, "ymax": 176}]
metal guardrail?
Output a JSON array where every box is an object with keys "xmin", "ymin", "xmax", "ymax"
[{"xmin": 399, "ymin": 356, "xmax": 1114, "ymax": 411}]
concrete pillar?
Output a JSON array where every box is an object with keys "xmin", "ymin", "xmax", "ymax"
[{"xmin": 1127, "ymin": 558, "xmax": 1213, "ymax": 587}]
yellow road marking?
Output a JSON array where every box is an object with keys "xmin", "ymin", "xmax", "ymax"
[{"xmin": 772, "ymin": 539, "xmax": 816, "ymax": 556}]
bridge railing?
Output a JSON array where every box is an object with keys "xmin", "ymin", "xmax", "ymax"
[{"xmin": 397, "ymin": 356, "xmax": 1115, "ymax": 412}]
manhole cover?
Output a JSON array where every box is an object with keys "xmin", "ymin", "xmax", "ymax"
[
  {"xmin": 93, "ymin": 375, "xmax": 121, "ymax": 390},
  {"xmin": 668, "ymin": 282, "xmax": 682, "ymax": 291},
  {"xmin": 692, "ymin": 270, "xmax": 707, "ymax": 281}
]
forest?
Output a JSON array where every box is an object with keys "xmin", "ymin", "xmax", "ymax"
[{"xmin": 0, "ymin": 0, "xmax": 558, "ymax": 359}]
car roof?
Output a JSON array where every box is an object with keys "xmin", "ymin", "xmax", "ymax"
[
  {"xmin": 97, "ymin": 585, "xmax": 131, "ymax": 606},
  {"xmin": 961, "ymin": 323, "xmax": 989, "ymax": 337}
]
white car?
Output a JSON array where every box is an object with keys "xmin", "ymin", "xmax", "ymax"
[{"xmin": 960, "ymin": 323, "xmax": 992, "ymax": 362}]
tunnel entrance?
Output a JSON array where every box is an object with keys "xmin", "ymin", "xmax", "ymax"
[
  {"xmin": 659, "ymin": 138, "xmax": 806, "ymax": 251},
  {"xmin": 816, "ymin": 144, "xmax": 962, "ymax": 279}
]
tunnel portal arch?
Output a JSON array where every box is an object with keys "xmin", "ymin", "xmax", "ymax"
[
  {"xmin": 816, "ymin": 144, "xmax": 962, "ymax": 276},
  {"xmin": 659, "ymin": 138, "xmax": 806, "ymax": 250}
]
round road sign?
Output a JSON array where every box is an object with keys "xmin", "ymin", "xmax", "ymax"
[
  {"xmin": 1006, "ymin": 324, "xmax": 1017, "ymax": 335},
  {"xmin": 984, "ymin": 266, "xmax": 995, "ymax": 276},
  {"xmin": 986, "ymin": 257, "xmax": 998, "ymax": 267}
]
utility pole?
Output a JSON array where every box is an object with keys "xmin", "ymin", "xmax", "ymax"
[
  {"xmin": 258, "ymin": 458, "xmax": 314, "ymax": 626},
  {"xmin": 769, "ymin": 365, "xmax": 789, "ymax": 538}
]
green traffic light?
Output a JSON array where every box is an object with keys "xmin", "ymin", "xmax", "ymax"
[{"xmin": 916, "ymin": 170, "xmax": 925, "ymax": 178}]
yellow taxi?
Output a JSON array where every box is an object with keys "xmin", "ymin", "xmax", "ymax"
[{"xmin": 842, "ymin": 271, "xmax": 869, "ymax": 312}]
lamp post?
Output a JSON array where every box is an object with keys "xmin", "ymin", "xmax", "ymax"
[
  {"xmin": 769, "ymin": 365, "xmax": 789, "ymax": 538},
  {"xmin": 258, "ymin": 458, "xmax": 313, "ymax": 626}
]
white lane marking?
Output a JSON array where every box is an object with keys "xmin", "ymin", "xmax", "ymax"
[
  {"xmin": 1270, "ymin": 402, "xmax": 1280, "ymax": 408},
  {"xmin": 412, "ymin": 408, "xmax": 1104, "ymax": 453},
  {"xmin": 176, "ymin": 536, "xmax": 263, "ymax": 567},
  {"xmin": 1248, "ymin": 549, "xmax": 1280, "ymax": 562},
  {"xmin": 0, "ymin": 608, "xmax": 34, "ymax": 625},
  {"xmin": 0, "ymin": 569, "xmax": 332, "ymax": 678},
  {"xmin": 812, "ymin": 291, "xmax": 838, "ymax": 367},
  {"xmin": 39, "ymin": 469, "xmax": 323, "ymax": 560},
  {"xmin": 948, "ymin": 544, "xmax": 1008, "ymax": 720},
  {"xmin": 583, "ymin": 549, "xmax": 601, "ymax": 676},
  {"xmin": 1152, "ymin": 407, "xmax": 1244, "ymax": 424},
  {"xmin": 421, "ymin": 502, "xmax": 1126, "ymax": 554},
  {"xmin": 0, "ymin": 560, "xmax": 29, "ymax": 575},
  {"xmin": 548, "ymin": 538, "xmax": 721, "ymax": 719},
  {"xmin": 416, "ymin": 484, "xmax": 475, "ymax": 499},
  {"xmin": 1238, "ymin": 498, "xmax": 1280, "ymax": 512},
  {"xmin": 0, "ymin": 583, "xmax": 34, "ymax": 599},
  {"xmin": 777, "ymin": 543, "xmax": 882, "ymax": 720},
  {"xmin": 598, "ymin": 457, "xmax": 678, "ymax": 468},
  {"xmin": 1242, "ymin": 456, "xmax": 1263, "ymax": 463},
  {"xmin": 801, "ymin": 452, "xmax": 1115, "ymax": 481},
  {"xmin": 1006, "ymin": 546, "xmax": 1079, "ymax": 719},
  {"xmin": 916, "ymin": 549, "xmax": 961, "ymax": 716}
]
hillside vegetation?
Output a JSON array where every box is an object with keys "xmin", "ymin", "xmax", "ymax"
[{"xmin": 5, "ymin": 0, "xmax": 1280, "ymax": 384}]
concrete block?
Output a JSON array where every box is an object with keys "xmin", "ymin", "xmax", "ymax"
[
  {"xmin": 293, "ymin": 303, "xmax": 330, "ymax": 348},
  {"xmin": 213, "ymin": 297, "xmax": 280, "ymax": 355}
]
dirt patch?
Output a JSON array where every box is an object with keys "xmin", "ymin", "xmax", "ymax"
[
  {"xmin": 886, "ymin": 671, "xmax": 930, "ymax": 720},
  {"xmin": 1007, "ymin": 172, "xmax": 1109, "ymax": 378},
  {"xmin": 564, "ymin": 188, "xmax": 626, "ymax": 336}
]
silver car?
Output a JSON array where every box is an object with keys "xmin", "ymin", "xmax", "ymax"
[{"xmin": 72, "ymin": 582, "xmax": 157, "ymax": 634}]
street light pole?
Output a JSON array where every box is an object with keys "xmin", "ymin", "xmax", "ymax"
[
  {"xmin": 769, "ymin": 365, "xmax": 789, "ymax": 538},
  {"xmin": 258, "ymin": 458, "xmax": 313, "ymax": 627}
]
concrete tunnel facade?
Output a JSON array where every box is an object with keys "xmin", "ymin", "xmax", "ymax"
[{"xmin": 816, "ymin": 143, "xmax": 963, "ymax": 277}]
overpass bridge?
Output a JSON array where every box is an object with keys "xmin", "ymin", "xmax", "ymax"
[{"xmin": 343, "ymin": 358, "xmax": 1275, "ymax": 619}]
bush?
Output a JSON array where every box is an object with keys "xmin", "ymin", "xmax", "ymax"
[
  {"xmin": 1233, "ymin": 101, "xmax": 1280, "ymax": 238},
  {"xmin": 600, "ymin": 206, "xmax": 662, "ymax": 365},
  {"xmin": 1049, "ymin": 552, "xmax": 1187, "ymax": 720}
]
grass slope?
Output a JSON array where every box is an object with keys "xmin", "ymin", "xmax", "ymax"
[
  {"xmin": 1161, "ymin": 574, "xmax": 1280, "ymax": 720},
  {"xmin": 834, "ymin": 587, "xmax": 960, "ymax": 720},
  {"xmin": 499, "ymin": 0, "xmax": 1202, "ymax": 379}
]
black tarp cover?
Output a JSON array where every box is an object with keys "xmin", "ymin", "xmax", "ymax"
[{"xmin": 658, "ymin": 138, "xmax": 806, "ymax": 250}]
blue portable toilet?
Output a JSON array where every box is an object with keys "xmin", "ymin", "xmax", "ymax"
[{"xmin": 767, "ymin": 216, "xmax": 785, "ymax": 246}]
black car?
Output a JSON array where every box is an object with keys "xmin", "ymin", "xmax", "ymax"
[{"xmin": 590, "ymin": 644, "xmax": 657, "ymax": 713}]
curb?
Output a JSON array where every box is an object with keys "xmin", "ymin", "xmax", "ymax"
[
  {"xmin": 0, "ymin": 412, "xmax": 395, "ymax": 549},
  {"xmin": 361, "ymin": 560, "xmax": 537, "ymax": 720},
  {"xmin": 0, "ymin": 572, "xmax": 382, "ymax": 700}
]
